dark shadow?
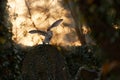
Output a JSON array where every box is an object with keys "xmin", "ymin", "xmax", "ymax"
[
  {"xmin": 0, "ymin": 0, "xmax": 14, "ymax": 80},
  {"xmin": 19, "ymin": 43, "xmax": 100, "ymax": 80},
  {"xmin": 60, "ymin": 0, "xmax": 120, "ymax": 80}
]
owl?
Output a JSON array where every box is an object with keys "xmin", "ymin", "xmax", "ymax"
[{"xmin": 29, "ymin": 19, "xmax": 63, "ymax": 44}]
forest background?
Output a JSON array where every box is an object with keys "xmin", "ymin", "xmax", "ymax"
[{"xmin": 0, "ymin": 0, "xmax": 120, "ymax": 80}]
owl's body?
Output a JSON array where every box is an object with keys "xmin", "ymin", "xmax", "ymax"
[{"xmin": 43, "ymin": 31, "xmax": 53, "ymax": 44}]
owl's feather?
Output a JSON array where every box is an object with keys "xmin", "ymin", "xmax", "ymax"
[
  {"xmin": 47, "ymin": 19, "xmax": 63, "ymax": 31},
  {"xmin": 29, "ymin": 30, "xmax": 47, "ymax": 36}
]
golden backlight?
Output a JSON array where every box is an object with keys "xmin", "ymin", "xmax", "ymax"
[{"xmin": 7, "ymin": 0, "xmax": 81, "ymax": 47}]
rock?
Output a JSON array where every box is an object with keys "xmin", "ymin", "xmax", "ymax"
[{"xmin": 22, "ymin": 45, "xmax": 70, "ymax": 80}]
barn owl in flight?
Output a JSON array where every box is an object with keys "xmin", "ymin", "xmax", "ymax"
[{"xmin": 29, "ymin": 19, "xmax": 63, "ymax": 44}]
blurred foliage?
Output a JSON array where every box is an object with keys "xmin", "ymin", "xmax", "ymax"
[
  {"xmin": 75, "ymin": 0, "xmax": 119, "ymax": 24},
  {"xmin": 63, "ymin": 0, "xmax": 120, "ymax": 40},
  {"xmin": 0, "ymin": 0, "xmax": 23, "ymax": 80},
  {"xmin": 65, "ymin": 45, "xmax": 100, "ymax": 79},
  {"xmin": 63, "ymin": 0, "xmax": 120, "ymax": 57},
  {"xmin": 63, "ymin": 0, "xmax": 120, "ymax": 79}
]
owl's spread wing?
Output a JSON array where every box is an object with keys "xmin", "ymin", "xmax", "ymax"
[
  {"xmin": 47, "ymin": 19, "xmax": 63, "ymax": 31},
  {"xmin": 29, "ymin": 30, "xmax": 47, "ymax": 36}
]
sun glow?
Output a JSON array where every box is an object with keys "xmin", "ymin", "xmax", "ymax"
[{"xmin": 8, "ymin": 0, "xmax": 81, "ymax": 47}]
